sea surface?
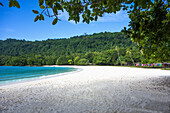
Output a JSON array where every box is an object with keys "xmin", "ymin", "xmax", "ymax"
[{"xmin": 0, "ymin": 66, "xmax": 76, "ymax": 84}]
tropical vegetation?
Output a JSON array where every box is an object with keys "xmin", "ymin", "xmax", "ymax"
[{"xmin": 0, "ymin": 32, "xmax": 145, "ymax": 66}]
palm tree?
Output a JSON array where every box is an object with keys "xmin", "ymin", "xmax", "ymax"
[
  {"xmin": 115, "ymin": 46, "xmax": 122, "ymax": 66},
  {"xmin": 126, "ymin": 49, "xmax": 135, "ymax": 66}
]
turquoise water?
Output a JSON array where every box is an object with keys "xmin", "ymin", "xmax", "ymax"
[{"xmin": 0, "ymin": 66, "xmax": 76, "ymax": 84}]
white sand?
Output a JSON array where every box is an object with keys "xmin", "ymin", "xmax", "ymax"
[{"xmin": 0, "ymin": 66, "xmax": 170, "ymax": 113}]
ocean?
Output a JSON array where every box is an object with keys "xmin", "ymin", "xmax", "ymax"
[{"xmin": 0, "ymin": 66, "xmax": 76, "ymax": 84}]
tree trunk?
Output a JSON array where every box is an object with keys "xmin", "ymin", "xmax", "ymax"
[
  {"xmin": 129, "ymin": 53, "xmax": 135, "ymax": 66},
  {"xmin": 117, "ymin": 49, "xmax": 122, "ymax": 66}
]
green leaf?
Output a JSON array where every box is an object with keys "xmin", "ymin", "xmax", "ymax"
[
  {"xmin": 32, "ymin": 10, "xmax": 39, "ymax": 14},
  {"xmin": 14, "ymin": 1, "xmax": 20, "ymax": 8},
  {"xmin": 39, "ymin": 0, "xmax": 44, "ymax": 6},
  {"xmin": 0, "ymin": 2, "xmax": 3, "ymax": 6},
  {"xmin": 40, "ymin": 14, "xmax": 44, "ymax": 20},
  {"xmin": 52, "ymin": 17, "xmax": 58, "ymax": 25},
  {"xmin": 40, "ymin": 5, "xmax": 45, "ymax": 9},
  {"xmin": 34, "ymin": 15, "xmax": 39, "ymax": 22},
  {"xmin": 53, "ymin": 6, "xmax": 58, "ymax": 14},
  {"xmin": 55, "ymin": 2, "xmax": 63, "ymax": 10},
  {"xmin": 9, "ymin": 1, "xmax": 13, "ymax": 7},
  {"xmin": 95, "ymin": 16, "xmax": 98, "ymax": 21},
  {"xmin": 162, "ymin": 20, "xmax": 167, "ymax": 24},
  {"xmin": 39, "ymin": 16, "xmax": 42, "ymax": 20}
]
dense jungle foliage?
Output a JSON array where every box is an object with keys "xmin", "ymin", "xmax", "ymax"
[{"xmin": 0, "ymin": 32, "xmax": 162, "ymax": 66}]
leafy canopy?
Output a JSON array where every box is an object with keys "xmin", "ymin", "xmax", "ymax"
[
  {"xmin": 1, "ymin": 0, "xmax": 165, "ymax": 24},
  {"xmin": 122, "ymin": 0, "xmax": 170, "ymax": 62}
]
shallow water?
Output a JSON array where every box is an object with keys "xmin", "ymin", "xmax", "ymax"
[{"xmin": 0, "ymin": 66, "xmax": 76, "ymax": 84}]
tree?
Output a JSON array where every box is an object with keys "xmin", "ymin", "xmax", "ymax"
[
  {"xmin": 0, "ymin": 55, "xmax": 11, "ymax": 65},
  {"xmin": 0, "ymin": 0, "xmax": 20, "ymax": 8},
  {"xmin": 27, "ymin": 58, "xmax": 34, "ymax": 65},
  {"xmin": 44, "ymin": 56, "xmax": 56, "ymax": 65},
  {"xmin": 85, "ymin": 52, "xmax": 93, "ymax": 63},
  {"xmin": 122, "ymin": 1, "xmax": 170, "ymax": 62},
  {"xmin": 9, "ymin": 57, "xmax": 26, "ymax": 66},
  {"xmin": 74, "ymin": 56, "xmax": 81, "ymax": 65},
  {"xmin": 2, "ymin": 0, "xmax": 164, "ymax": 25},
  {"xmin": 93, "ymin": 53, "xmax": 107, "ymax": 65},
  {"xmin": 115, "ymin": 46, "xmax": 122, "ymax": 66},
  {"xmin": 126, "ymin": 49, "xmax": 135, "ymax": 66},
  {"xmin": 56, "ymin": 56, "xmax": 69, "ymax": 65},
  {"xmin": 77, "ymin": 58, "xmax": 89, "ymax": 65},
  {"xmin": 68, "ymin": 59, "xmax": 73, "ymax": 65}
]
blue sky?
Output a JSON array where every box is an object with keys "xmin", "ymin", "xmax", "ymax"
[{"xmin": 0, "ymin": 0, "xmax": 130, "ymax": 41}]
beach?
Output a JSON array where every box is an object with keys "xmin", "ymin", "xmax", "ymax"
[{"xmin": 0, "ymin": 66, "xmax": 170, "ymax": 113}]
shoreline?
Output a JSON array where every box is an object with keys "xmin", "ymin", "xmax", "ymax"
[
  {"xmin": 1, "ymin": 64, "xmax": 169, "ymax": 68},
  {"xmin": 0, "ymin": 66, "xmax": 170, "ymax": 112},
  {"xmin": 0, "ymin": 65, "xmax": 169, "ymax": 88},
  {"xmin": 0, "ymin": 65, "xmax": 82, "ymax": 87}
]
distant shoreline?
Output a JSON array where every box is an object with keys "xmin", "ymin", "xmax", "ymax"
[{"xmin": 1, "ymin": 65, "xmax": 169, "ymax": 70}]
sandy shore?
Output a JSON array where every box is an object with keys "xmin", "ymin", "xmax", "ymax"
[{"xmin": 0, "ymin": 66, "xmax": 170, "ymax": 113}]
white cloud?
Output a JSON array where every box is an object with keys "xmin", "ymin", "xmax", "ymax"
[
  {"xmin": 58, "ymin": 11, "xmax": 69, "ymax": 20},
  {"xmin": 57, "ymin": 9, "xmax": 129, "ymax": 24},
  {"xmin": 58, "ymin": 11, "xmax": 83, "ymax": 24},
  {"xmin": 97, "ymin": 10, "xmax": 129, "ymax": 22}
]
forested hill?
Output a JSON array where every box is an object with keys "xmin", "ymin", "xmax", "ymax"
[
  {"xmin": 0, "ymin": 32, "xmax": 143, "ymax": 66},
  {"xmin": 0, "ymin": 32, "xmax": 134, "ymax": 56}
]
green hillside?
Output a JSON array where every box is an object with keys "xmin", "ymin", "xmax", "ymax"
[{"xmin": 0, "ymin": 32, "xmax": 142, "ymax": 65}]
